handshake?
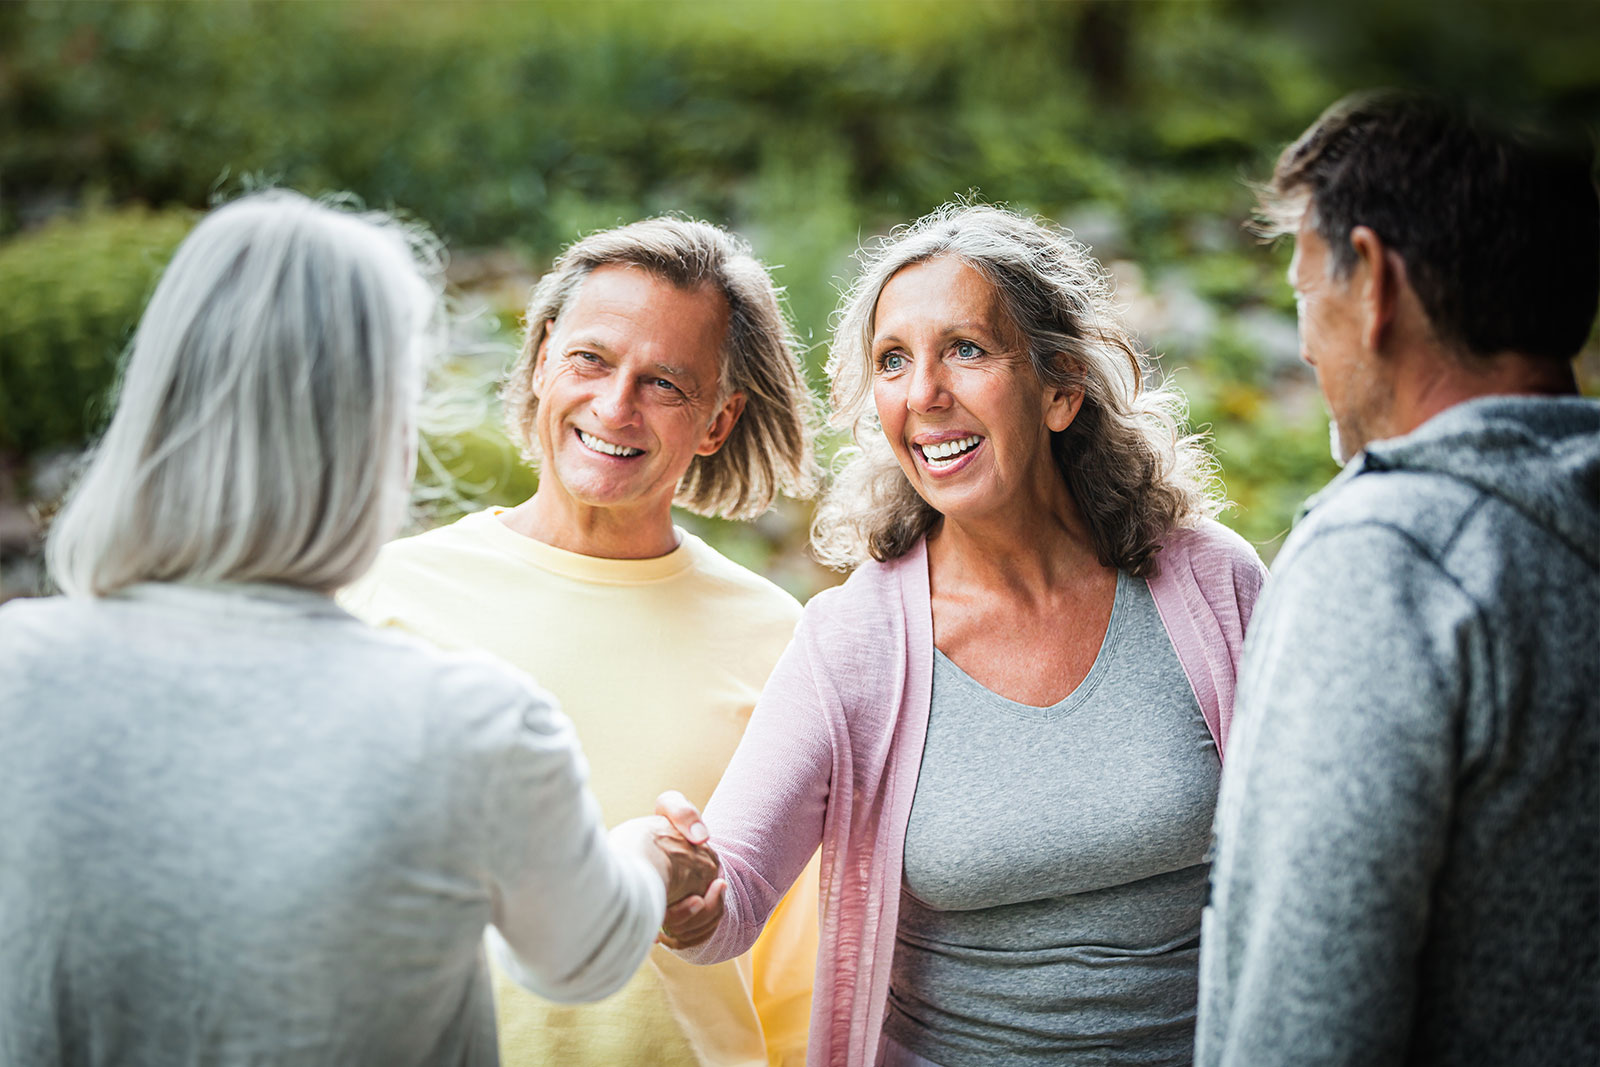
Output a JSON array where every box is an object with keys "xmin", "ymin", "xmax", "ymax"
[{"xmin": 610, "ymin": 790, "xmax": 727, "ymax": 950}]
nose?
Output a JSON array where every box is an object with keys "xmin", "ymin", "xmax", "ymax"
[
  {"xmin": 591, "ymin": 374, "xmax": 641, "ymax": 428},
  {"xmin": 1298, "ymin": 337, "xmax": 1316, "ymax": 369},
  {"xmin": 906, "ymin": 355, "xmax": 950, "ymax": 415}
]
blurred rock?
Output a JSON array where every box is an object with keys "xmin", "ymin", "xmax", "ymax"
[
  {"xmin": 1111, "ymin": 260, "xmax": 1217, "ymax": 353},
  {"xmin": 28, "ymin": 448, "xmax": 84, "ymax": 504},
  {"xmin": 1060, "ymin": 203, "xmax": 1127, "ymax": 262},
  {"xmin": 0, "ymin": 552, "xmax": 46, "ymax": 603},
  {"xmin": 1184, "ymin": 214, "xmax": 1237, "ymax": 255},
  {"xmin": 1233, "ymin": 306, "xmax": 1304, "ymax": 372}
]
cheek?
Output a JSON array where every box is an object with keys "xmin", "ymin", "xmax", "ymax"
[
  {"xmin": 1296, "ymin": 304, "xmax": 1331, "ymax": 361},
  {"xmin": 872, "ymin": 382, "xmax": 905, "ymax": 436}
]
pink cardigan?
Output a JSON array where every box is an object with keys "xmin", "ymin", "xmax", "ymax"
[{"xmin": 687, "ymin": 521, "xmax": 1266, "ymax": 1067}]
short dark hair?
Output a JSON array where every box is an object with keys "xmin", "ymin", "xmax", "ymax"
[{"xmin": 1259, "ymin": 90, "xmax": 1599, "ymax": 362}]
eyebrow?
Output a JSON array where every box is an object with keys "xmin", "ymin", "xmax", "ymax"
[
  {"xmin": 565, "ymin": 341, "xmax": 697, "ymax": 384},
  {"xmin": 873, "ymin": 321, "xmax": 1005, "ymax": 345},
  {"xmin": 562, "ymin": 335, "xmax": 616, "ymax": 356}
]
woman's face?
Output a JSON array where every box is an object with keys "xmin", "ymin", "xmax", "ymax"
[{"xmin": 869, "ymin": 255, "xmax": 1081, "ymax": 525}]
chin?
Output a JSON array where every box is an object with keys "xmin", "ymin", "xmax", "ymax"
[{"xmin": 1329, "ymin": 419, "xmax": 1371, "ymax": 467}]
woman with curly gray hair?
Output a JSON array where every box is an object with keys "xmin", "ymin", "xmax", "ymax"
[{"xmin": 667, "ymin": 204, "xmax": 1267, "ymax": 1066}]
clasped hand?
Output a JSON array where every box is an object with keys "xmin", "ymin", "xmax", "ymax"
[{"xmin": 611, "ymin": 791, "xmax": 727, "ymax": 950}]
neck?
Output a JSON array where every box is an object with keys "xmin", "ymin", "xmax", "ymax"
[
  {"xmin": 928, "ymin": 483, "xmax": 1107, "ymax": 595},
  {"xmin": 501, "ymin": 485, "xmax": 679, "ymax": 559},
  {"xmin": 1395, "ymin": 348, "xmax": 1578, "ymax": 438}
]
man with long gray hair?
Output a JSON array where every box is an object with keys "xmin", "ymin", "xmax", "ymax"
[
  {"xmin": 346, "ymin": 216, "xmax": 823, "ymax": 1067},
  {"xmin": 1198, "ymin": 92, "xmax": 1599, "ymax": 1065}
]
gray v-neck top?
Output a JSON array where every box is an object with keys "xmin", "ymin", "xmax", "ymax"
[{"xmin": 884, "ymin": 571, "xmax": 1220, "ymax": 1066}]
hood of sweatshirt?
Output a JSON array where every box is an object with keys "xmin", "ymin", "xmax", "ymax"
[{"xmin": 1329, "ymin": 394, "xmax": 1600, "ymax": 569}]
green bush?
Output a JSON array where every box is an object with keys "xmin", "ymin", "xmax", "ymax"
[
  {"xmin": 414, "ymin": 418, "xmax": 539, "ymax": 527},
  {"xmin": 0, "ymin": 204, "xmax": 195, "ymax": 455}
]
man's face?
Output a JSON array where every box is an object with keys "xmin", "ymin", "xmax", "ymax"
[
  {"xmin": 530, "ymin": 264, "xmax": 742, "ymax": 523},
  {"xmin": 1290, "ymin": 215, "xmax": 1390, "ymax": 464}
]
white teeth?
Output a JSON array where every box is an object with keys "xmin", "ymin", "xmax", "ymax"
[
  {"xmin": 578, "ymin": 430, "xmax": 643, "ymax": 457},
  {"xmin": 921, "ymin": 435, "xmax": 981, "ymax": 462}
]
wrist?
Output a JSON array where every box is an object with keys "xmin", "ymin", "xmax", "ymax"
[{"xmin": 609, "ymin": 818, "xmax": 670, "ymax": 888}]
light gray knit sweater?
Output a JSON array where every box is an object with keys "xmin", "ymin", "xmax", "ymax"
[
  {"xmin": 0, "ymin": 582, "xmax": 664, "ymax": 1067},
  {"xmin": 1198, "ymin": 395, "xmax": 1600, "ymax": 1066}
]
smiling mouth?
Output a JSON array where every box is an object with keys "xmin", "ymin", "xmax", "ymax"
[
  {"xmin": 915, "ymin": 435, "xmax": 982, "ymax": 469},
  {"xmin": 577, "ymin": 429, "xmax": 644, "ymax": 457}
]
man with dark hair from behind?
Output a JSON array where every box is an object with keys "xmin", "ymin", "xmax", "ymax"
[{"xmin": 1196, "ymin": 91, "xmax": 1599, "ymax": 1066}]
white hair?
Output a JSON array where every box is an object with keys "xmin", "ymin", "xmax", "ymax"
[{"xmin": 47, "ymin": 189, "xmax": 444, "ymax": 597}]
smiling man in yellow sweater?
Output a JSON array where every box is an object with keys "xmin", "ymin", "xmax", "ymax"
[{"xmin": 344, "ymin": 218, "xmax": 822, "ymax": 1067}]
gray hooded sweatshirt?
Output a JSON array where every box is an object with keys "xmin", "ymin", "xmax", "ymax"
[{"xmin": 1197, "ymin": 395, "xmax": 1599, "ymax": 1066}]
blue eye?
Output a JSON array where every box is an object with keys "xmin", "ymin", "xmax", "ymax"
[
  {"xmin": 653, "ymin": 378, "xmax": 680, "ymax": 392},
  {"xmin": 878, "ymin": 352, "xmax": 906, "ymax": 373},
  {"xmin": 955, "ymin": 341, "xmax": 982, "ymax": 359}
]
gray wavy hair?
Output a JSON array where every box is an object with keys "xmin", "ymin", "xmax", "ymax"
[
  {"xmin": 504, "ymin": 217, "xmax": 822, "ymax": 520},
  {"xmin": 48, "ymin": 189, "xmax": 444, "ymax": 597},
  {"xmin": 811, "ymin": 203, "xmax": 1220, "ymax": 575}
]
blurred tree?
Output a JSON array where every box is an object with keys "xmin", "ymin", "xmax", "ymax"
[{"xmin": 0, "ymin": 0, "xmax": 1590, "ymax": 590}]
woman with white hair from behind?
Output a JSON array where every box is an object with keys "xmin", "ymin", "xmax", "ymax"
[{"xmin": 0, "ymin": 190, "xmax": 717, "ymax": 1066}]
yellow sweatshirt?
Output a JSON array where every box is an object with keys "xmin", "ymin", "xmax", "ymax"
[{"xmin": 342, "ymin": 508, "xmax": 817, "ymax": 1067}]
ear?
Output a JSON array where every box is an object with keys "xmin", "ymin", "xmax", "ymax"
[
  {"xmin": 1349, "ymin": 226, "xmax": 1405, "ymax": 352},
  {"xmin": 1043, "ymin": 366, "xmax": 1084, "ymax": 434},
  {"xmin": 529, "ymin": 322, "xmax": 555, "ymax": 399},
  {"xmin": 695, "ymin": 392, "xmax": 747, "ymax": 457}
]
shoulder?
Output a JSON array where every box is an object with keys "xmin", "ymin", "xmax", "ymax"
[
  {"xmin": 675, "ymin": 531, "xmax": 800, "ymax": 643},
  {"xmin": 354, "ymin": 618, "xmax": 566, "ymax": 745},
  {"xmin": 1155, "ymin": 518, "xmax": 1268, "ymax": 603},
  {"xmin": 0, "ymin": 593, "xmax": 178, "ymax": 672},
  {"xmin": 0, "ymin": 595, "xmax": 93, "ymax": 668},
  {"xmin": 680, "ymin": 533, "xmax": 802, "ymax": 617},
  {"xmin": 1272, "ymin": 509, "xmax": 1465, "ymax": 600},
  {"xmin": 0, "ymin": 593, "xmax": 75, "ymax": 633},
  {"xmin": 339, "ymin": 625, "xmax": 588, "ymax": 829},
  {"xmin": 369, "ymin": 511, "xmax": 491, "ymax": 576},
  {"xmin": 1160, "ymin": 518, "xmax": 1265, "ymax": 572},
  {"xmin": 328, "ymin": 598, "xmax": 526, "ymax": 695},
  {"xmin": 1257, "ymin": 516, "xmax": 1484, "ymax": 676},
  {"xmin": 342, "ymin": 512, "xmax": 495, "ymax": 623},
  {"xmin": 1295, "ymin": 463, "xmax": 1480, "ymax": 564},
  {"xmin": 805, "ymin": 552, "xmax": 906, "ymax": 620},
  {"xmin": 791, "ymin": 548, "xmax": 920, "ymax": 657},
  {"xmin": 756, "ymin": 552, "xmax": 922, "ymax": 723},
  {"xmin": 1268, "ymin": 470, "xmax": 1500, "ymax": 632}
]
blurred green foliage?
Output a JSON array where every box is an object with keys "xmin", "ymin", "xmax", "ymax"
[
  {"xmin": 0, "ymin": 204, "xmax": 193, "ymax": 454},
  {"xmin": 0, "ymin": 0, "xmax": 1591, "ymax": 585}
]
